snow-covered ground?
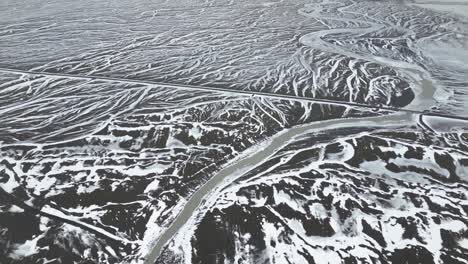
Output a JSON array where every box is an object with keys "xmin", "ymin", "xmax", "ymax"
[
  {"xmin": 411, "ymin": 0, "xmax": 468, "ymax": 18},
  {"xmin": 0, "ymin": 0, "xmax": 467, "ymax": 263}
]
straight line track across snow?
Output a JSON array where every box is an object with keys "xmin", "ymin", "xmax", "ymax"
[{"xmin": 0, "ymin": 67, "xmax": 467, "ymax": 122}]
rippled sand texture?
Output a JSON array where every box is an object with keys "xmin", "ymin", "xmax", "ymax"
[{"xmin": 0, "ymin": 0, "xmax": 467, "ymax": 263}]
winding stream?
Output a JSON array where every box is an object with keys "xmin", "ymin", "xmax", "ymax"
[
  {"xmin": 142, "ymin": 71, "xmax": 453, "ymax": 263},
  {"xmin": 142, "ymin": 109, "xmax": 419, "ymax": 264},
  {"xmin": 142, "ymin": 1, "xmax": 457, "ymax": 262}
]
